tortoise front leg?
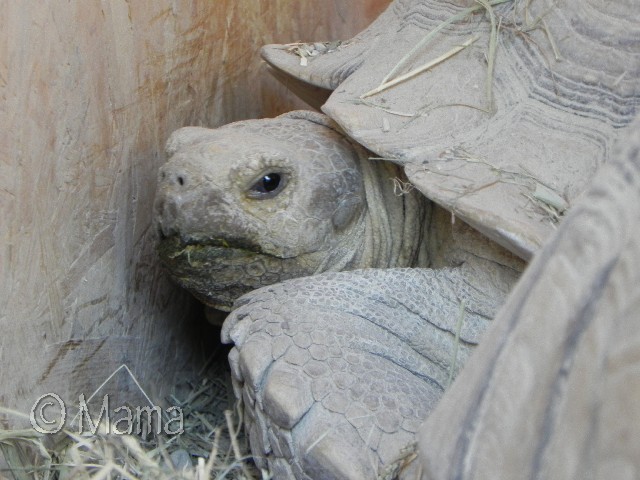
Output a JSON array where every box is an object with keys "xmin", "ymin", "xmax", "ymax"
[{"xmin": 222, "ymin": 257, "xmax": 519, "ymax": 478}]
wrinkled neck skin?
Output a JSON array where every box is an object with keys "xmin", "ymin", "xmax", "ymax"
[{"xmin": 325, "ymin": 146, "xmax": 430, "ymax": 273}]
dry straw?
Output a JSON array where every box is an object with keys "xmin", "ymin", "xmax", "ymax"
[{"xmin": 0, "ymin": 361, "xmax": 260, "ymax": 480}]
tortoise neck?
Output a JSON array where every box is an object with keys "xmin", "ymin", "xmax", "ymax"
[{"xmin": 353, "ymin": 157, "xmax": 430, "ymax": 270}]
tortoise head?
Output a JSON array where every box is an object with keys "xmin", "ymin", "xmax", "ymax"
[{"xmin": 154, "ymin": 112, "xmax": 370, "ymax": 310}]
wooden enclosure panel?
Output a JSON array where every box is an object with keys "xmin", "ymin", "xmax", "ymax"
[{"xmin": 0, "ymin": 0, "xmax": 390, "ymax": 421}]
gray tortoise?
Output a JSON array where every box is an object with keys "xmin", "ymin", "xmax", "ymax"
[{"xmin": 154, "ymin": 0, "xmax": 640, "ymax": 477}]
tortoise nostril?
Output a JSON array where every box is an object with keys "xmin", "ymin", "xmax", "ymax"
[{"xmin": 177, "ymin": 175, "xmax": 185, "ymax": 186}]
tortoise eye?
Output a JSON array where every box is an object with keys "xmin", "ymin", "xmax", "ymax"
[
  {"xmin": 248, "ymin": 172, "xmax": 286, "ymax": 198},
  {"xmin": 260, "ymin": 173, "xmax": 281, "ymax": 192}
]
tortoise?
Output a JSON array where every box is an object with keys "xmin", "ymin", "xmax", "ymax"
[{"xmin": 153, "ymin": 0, "xmax": 639, "ymax": 477}]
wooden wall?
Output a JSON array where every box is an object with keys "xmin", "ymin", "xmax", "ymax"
[{"xmin": 0, "ymin": 0, "xmax": 390, "ymax": 422}]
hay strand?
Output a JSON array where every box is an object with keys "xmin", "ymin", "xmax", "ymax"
[
  {"xmin": 361, "ymin": 36, "xmax": 479, "ymax": 98},
  {"xmin": 380, "ymin": 0, "xmax": 513, "ymax": 85},
  {"xmin": 476, "ymin": 0, "xmax": 499, "ymax": 112},
  {"xmin": 0, "ymin": 359, "xmax": 259, "ymax": 479}
]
